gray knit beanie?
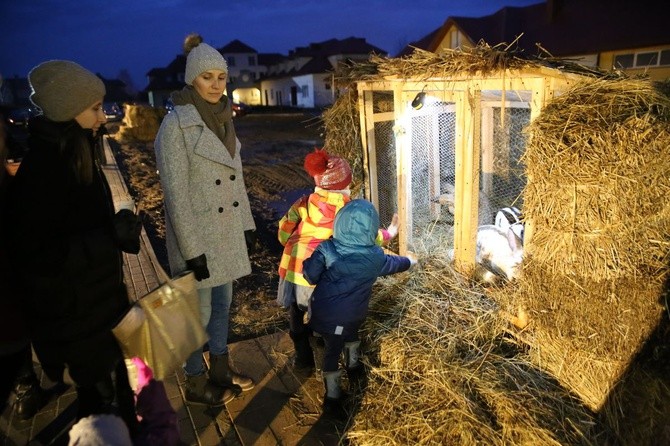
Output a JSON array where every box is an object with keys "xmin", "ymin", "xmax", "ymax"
[
  {"xmin": 29, "ymin": 60, "xmax": 105, "ymax": 122},
  {"xmin": 185, "ymin": 42, "xmax": 228, "ymax": 85}
]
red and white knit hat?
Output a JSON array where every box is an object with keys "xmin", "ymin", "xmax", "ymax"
[{"xmin": 304, "ymin": 148, "xmax": 352, "ymax": 191}]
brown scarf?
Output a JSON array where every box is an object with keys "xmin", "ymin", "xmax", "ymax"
[{"xmin": 170, "ymin": 86, "xmax": 237, "ymax": 158}]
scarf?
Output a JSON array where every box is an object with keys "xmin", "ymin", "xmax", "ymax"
[{"xmin": 170, "ymin": 86, "xmax": 237, "ymax": 158}]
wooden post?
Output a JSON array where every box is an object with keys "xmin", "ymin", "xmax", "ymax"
[
  {"xmin": 453, "ymin": 88, "xmax": 480, "ymax": 273},
  {"xmin": 395, "ymin": 84, "xmax": 411, "ymax": 256},
  {"xmin": 481, "ymin": 106, "xmax": 494, "ymax": 196},
  {"xmin": 359, "ymin": 86, "xmax": 376, "ymax": 203}
]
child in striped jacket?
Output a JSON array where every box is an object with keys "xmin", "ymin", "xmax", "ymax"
[{"xmin": 276, "ymin": 148, "xmax": 397, "ymax": 372}]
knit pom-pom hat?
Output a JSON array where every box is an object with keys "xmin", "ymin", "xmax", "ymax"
[
  {"xmin": 304, "ymin": 147, "xmax": 352, "ymax": 191},
  {"xmin": 184, "ymin": 33, "xmax": 228, "ymax": 85}
]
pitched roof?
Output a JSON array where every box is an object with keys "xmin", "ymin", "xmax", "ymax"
[
  {"xmin": 220, "ymin": 39, "xmax": 258, "ymax": 53},
  {"xmin": 401, "ymin": 0, "xmax": 670, "ymax": 57},
  {"xmin": 397, "ymin": 28, "xmax": 441, "ymax": 57},
  {"xmin": 290, "ymin": 37, "xmax": 386, "ymax": 58},
  {"xmin": 258, "ymin": 53, "xmax": 286, "ymax": 66}
]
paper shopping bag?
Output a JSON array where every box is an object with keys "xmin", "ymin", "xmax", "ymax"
[{"xmin": 113, "ymin": 270, "xmax": 207, "ymax": 380}]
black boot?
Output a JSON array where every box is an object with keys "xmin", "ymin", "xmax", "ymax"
[
  {"xmin": 184, "ymin": 373, "xmax": 235, "ymax": 406},
  {"xmin": 289, "ymin": 331, "xmax": 315, "ymax": 372},
  {"xmin": 13, "ymin": 349, "xmax": 47, "ymax": 420},
  {"xmin": 209, "ymin": 353, "xmax": 255, "ymax": 392},
  {"xmin": 13, "ymin": 377, "xmax": 48, "ymax": 420}
]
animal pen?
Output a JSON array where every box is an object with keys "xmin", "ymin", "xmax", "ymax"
[
  {"xmin": 321, "ymin": 48, "xmax": 670, "ymax": 445},
  {"xmin": 354, "ymin": 65, "xmax": 584, "ymax": 273}
]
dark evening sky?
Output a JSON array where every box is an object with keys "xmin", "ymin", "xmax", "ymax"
[{"xmin": 1, "ymin": 0, "xmax": 541, "ymax": 91}]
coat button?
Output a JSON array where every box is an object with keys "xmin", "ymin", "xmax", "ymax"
[
  {"xmin": 218, "ymin": 207, "xmax": 224, "ymax": 213},
  {"xmin": 233, "ymin": 201, "xmax": 239, "ymax": 207},
  {"xmin": 230, "ymin": 175, "xmax": 236, "ymax": 181},
  {"xmin": 215, "ymin": 179, "xmax": 221, "ymax": 185}
]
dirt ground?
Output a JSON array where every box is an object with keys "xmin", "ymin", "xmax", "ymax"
[{"xmin": 108, "ymin": 111, "xmax": 325, "ymax": 342}]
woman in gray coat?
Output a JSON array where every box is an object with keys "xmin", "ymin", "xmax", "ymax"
[{"xmin": 154, "ymin": 34, "xmax": 256, "ymax": 406}]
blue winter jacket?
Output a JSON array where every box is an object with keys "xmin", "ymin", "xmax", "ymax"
[{"xmin": 303, "ymin": 199, "xmax": 411, "ymax": 336}]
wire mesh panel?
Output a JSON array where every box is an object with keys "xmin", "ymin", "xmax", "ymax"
[
  {"xmin": 407, "ymin": 101, "xmax": 457, "ymax": 252},
  {"xmin": 373, "ymin": 120, "xmax": 397, "ymax": 227},
  {"xmin": 480, "ymin": 94, "xmax": 531, "ymax": 220}
]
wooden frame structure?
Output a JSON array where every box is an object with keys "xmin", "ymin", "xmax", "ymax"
[{"xmin": 356, "ymin": 66, "xmax": 587, "ymax": 274}]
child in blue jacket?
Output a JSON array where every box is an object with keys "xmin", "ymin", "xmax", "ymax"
[{"xmin": 303, "ymin": 199, "xmax": 416, "ymax": 415}]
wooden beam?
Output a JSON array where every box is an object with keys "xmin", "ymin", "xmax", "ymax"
[
  {"xmin": 395, "ymin": 85, "xmax": 411, "ymax": 256},
  {"xmin": 359, "ymin": 88, "xmax": 376, "ymax": 203}
]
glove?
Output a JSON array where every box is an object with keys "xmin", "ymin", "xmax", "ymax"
[
  {"xmin": 245, "ymin": 229, "xmax": 259, "ymax": 253},
  {"xmin": 186, "ymin": 253, "xmax": 210, "ymax": 281},
  {"xmin": 113, "ymin": 209, "xmax": 142, "ymax": 254},
  {"xmin": 407, "ymin": 253, "xmax": 419, "ymax": 270},
  {"xmin": 386, "ymin": 213, "xmax": 399, "ymax": 239}
]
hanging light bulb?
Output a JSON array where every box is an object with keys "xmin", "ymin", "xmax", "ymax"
[{"xmin": 412, "ymin": 91, "xmax": 426, "ymax": 110}]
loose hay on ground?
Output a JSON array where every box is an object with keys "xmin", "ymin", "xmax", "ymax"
[{"xmin": 348, "ymin": 261, "xmax": 602, "ymax": 446}]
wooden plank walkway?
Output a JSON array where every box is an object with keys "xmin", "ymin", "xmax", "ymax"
[{"xmin": 1, "ymin": 136, "xmax": 347, "ymax": 446}]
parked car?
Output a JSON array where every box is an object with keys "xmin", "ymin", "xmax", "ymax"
[
  {"xmin": 165, "ymin": 98, "xmax": 248, "ymax": 117},
  {"xmin": 6, "ymin": 106, "xmax": 40, "ymax": 127},
  {"xmin": 103, "ymin": 102, "xmax": 124, "ymax": 122},
  {"xmin": 232, "ymin": 102, "xmax": 250, "ymax": 118}
]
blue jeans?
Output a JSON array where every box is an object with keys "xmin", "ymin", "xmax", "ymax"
[{"xmin": 183, "ymin": 283, "xmax": 232, "ymax": 376}]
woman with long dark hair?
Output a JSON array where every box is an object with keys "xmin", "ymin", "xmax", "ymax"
[{"xmin": 2, "ymin": 60, "xmax": 141, "ymax": 432}]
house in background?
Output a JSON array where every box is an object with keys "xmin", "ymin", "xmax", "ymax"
[
  {"xmin": 259, "ymin": 37, "xmax": 386, "ymax": 108},
  {"xmin": 144, "ymin": 54, "xmax": 187, "ymax": 109},
  {"xmin": 220, "ymin": 39, "xmax": 277, "ymax": 106},
  {"xmin": 144, "ymin": 39, "xmax": 279, "ymax": 108},
  {"xmin": 0, "ymin": 75, "xmax": 31, "ymax": 108},
  {"xmin": 400, "ymin": 0, "xmax": 670, "ymax": 81},
  {"xmin": 145, "ymin": 37, "xmax": 386, "ymax": 110}
]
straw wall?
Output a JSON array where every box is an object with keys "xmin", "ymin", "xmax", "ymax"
[{"xmin": 492, "ymin": 77, "xmax": 670, "ymax": 442}]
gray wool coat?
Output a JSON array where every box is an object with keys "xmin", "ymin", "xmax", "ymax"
[{"xmin": 154, "ymin": 104, "xmax": 255, "ymax": 288}]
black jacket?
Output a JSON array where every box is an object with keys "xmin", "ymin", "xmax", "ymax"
[{"xmin": 3, "ymin": 117, "xmax": 129, "ymax": 380}]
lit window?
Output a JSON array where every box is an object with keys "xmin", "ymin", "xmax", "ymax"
[{"xmin": 450, "ymin": 31, "xmax": 459, "ymax": 49}]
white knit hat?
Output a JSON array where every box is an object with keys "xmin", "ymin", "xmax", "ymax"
[
  {"xmin": 185, "ymin": 43, "xmax": 228, "ymax": 85},
  {"xmin": 67, "ymin": 414, "xmax": 132, "ymax": 446}
]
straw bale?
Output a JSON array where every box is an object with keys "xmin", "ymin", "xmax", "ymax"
[
  {"xmin": 523, "ymin": 77, "xmax": 670, "ymax": 281},
  {"xmin": 491, "ymin": 266, "xmax": 666, "ymax": 409},
  {"xmin": 322, "ymin": 89, "xmax": 366, "ymax": 196},
  {"xmin": 117, "ymin": 104, "xmax": 166, "ymax": 143}
]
